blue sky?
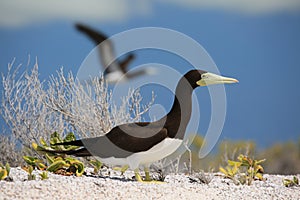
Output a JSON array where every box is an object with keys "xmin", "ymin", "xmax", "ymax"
[{"xmin": 0, "ymin": 0, "xmax": 300, "ymax": 149}]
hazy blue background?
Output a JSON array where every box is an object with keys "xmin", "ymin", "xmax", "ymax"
[{"xmin": 0, "ymin": 0, "xmax": 300, "ymax": 150}]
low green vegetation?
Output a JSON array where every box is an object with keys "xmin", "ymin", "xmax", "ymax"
[
  {"xmin": 23, "ymin": 156, "xmax": 46, "ymax": 170},
  {"xmin": 283, "ymin": 176, "xmax": 299, "ymax": 187},
  {"xmin": 24, "ymin": 165, "xmax": 36, "ymax": 180},
  {"xmin": 23, "ymin": 132, "xmax": 85, "ymax": 178},
  {"xmin": 39, "ymin": 171, "xmax": 49, "ymax": 180},
  {"xmin": 219, "ymin": 154, "xmax": 265, "ymax": 185},
  {"xmin": 178, "ymin": 135, "xmax": 300, "ymax": 175},
  {"xmin": 0, "ymin": 163, "xmax": 10, "ymax": 181},
  {"xmin": 89, "ymin": 159, "xmax": 103, "ymax": 175}
]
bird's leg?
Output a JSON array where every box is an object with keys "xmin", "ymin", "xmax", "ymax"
[
  {"xmin": 134, "ymin": 169, "xmax": 143, "ymax": 182},
  {"xmin": 133, "ymin": 168, "xmax": 165, "ymax": 184},
  {"xmin": 120, "ymin": 165, "xmax": 129, "ymax": 176},
  {"xmin": 113, "ymin": 165, "xmax": 129, "ymax": 176},
  {"xmin": 144, "ymin": 167, "xmax": 152, "ymax": 181}
]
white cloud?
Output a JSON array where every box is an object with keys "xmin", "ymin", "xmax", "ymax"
[
  {"xmin": 0, "ymin": 0, "xmax": 299, "ymax": 28},
  {"xmin": 0, "ymin": 0, "xmax": 151, "ymax": 27},
  {"xmin": 160, "ymin": 0, "xmax": 300, "ymax": 14}
]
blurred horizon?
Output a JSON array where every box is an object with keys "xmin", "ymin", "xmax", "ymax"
[{"xmin": 1, "ymin": 0, "xmax": 300, "ymax": 151}]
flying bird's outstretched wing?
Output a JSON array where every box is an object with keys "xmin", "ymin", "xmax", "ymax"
[{"xmin": 75, "ymin": 23, "xmax": 135, "ymax": 76}]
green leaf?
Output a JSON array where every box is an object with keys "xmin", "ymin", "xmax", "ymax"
[
  {"xmin": 50, "ymin": 132, "xmax": 62, "ymax": 145},
  {"xmin": 36, "ymin": 162, "xmax": 47, "ymax": 170},
  {"xmin": 219, "ymin": 167, "xmax": 229, "ymax": 176},
  {"xmin": 65, "ymin": 156, "xmax": 76, "ymax": 164},
  {"xmin": 239, "ymin": 155, "xmax": 252, "ymax": 167},
  {"xmin": 255, "ymin": 158, "xmax": 266, "ymax": 165},
  {"xmin": 237, "ymin": 154, "xmax": 245, "ymax": 162},
  {"xmin": 283, "ymin": 179, "xmax": 293, "ymax": 187},
  {"xmin": 64, "ymin": 145, "xmax": 80, "ymax": 151},
  {"xmin": 45, "ymin": 154, "xmax": 54, "ymax": 165},
  {"xmin": 293, "ymin": 176, "xmax": 299, "ymax": 185},
  {"xmin": 40, "ymin": 171, "xmax": 49, "ymax": 180},
  {"xmin": 75, "ymin": 162, "xmax": 85, "ymax": 177},
  {"xmin": 90, "ymin": 160, "xmax": 102, "ymax": 169},
  {"xmin": 47, "ymin": 160, "xmax": 67, "ymax": 172},
  {"xmin": 33, "ymin": 142, "xmax": 54, "ymax": 153},
  {"xmin": 5, "ymin": 163, "xmax": 10, "ymax": 176},
  {"xmin": 28, "ymin": 165, "xmax": 34, "ymax": 174},
  {"xmin": 23, "ymin": 156, "xmax": 37, "ymax": 166},
  {"xmin": 23, "ymin": 156, "xmax": 46, "ymax": 170},
  {"xmin": 32, "ymin": 142, "xmax": 39, "ymax": 151},
  {"xmin": 228, "ymin": 160, "xmax": 241, "ymax": 167},
  {"xmin": 255, "ymin": 165, "xmax": 264, "ymax": 173},
  {"xmin": 40, "ymin": 138, "xmax": 49, "ymax": 148},
  {"xmin": 64, "ymin": 132, "xmax": 76, "ymax": 142},
  {"xmin": 28, "ymin": 167, "xmax": 36, "ymax": 180},
  {"xmin": 51, "ymin": 132, "xmax": 60, "ymax": 140},
  {"xmin": 0, "ymin": 168, "xmax": 8, "ymax": 180},
  {"xmin": 90, "ymin": 160, "xmax": 102, "ymax": 174},
  {"xmin": 53, "ymin": 157, "xmax": 64, "ymax": 162},
  {"xmin": 64, "ymin": 157, "xmax": 84, "ymax": 176},
  {"xmin": 255, "ymin": 173, "xmax": 264, "ymax": 181}
]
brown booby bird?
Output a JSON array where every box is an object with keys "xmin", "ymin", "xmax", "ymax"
[
  {"xmin": 45, "ymin": 70, "xmax": 238, "ymax": 182},
  {"xmin": 76, "ymin": 23, "xmax": 155, "ymax": 83}
]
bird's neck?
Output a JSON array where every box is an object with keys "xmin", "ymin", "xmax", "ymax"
[{"xmin": 163, "ymin": 78, "xmax": 194, "ymax": 139}]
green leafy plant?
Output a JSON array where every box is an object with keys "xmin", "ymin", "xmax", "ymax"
[
  {"xmin": 220, "ymin": 160, "xmax": 241, "ymax": 177},
  {"xmin": 46, "ymin": 156, "xmax": 84, "ymax": 176},
  {"xmin": 283, "ymin": 176, "xmax": 299, "ymax": 187},
  {"xmin": 33, "ymin": 132, "xmax": 80, "ymax": 152},
  {"xmin": 89, "ymin": 159, "xmax": 103, "ymax": 175},
  {"xmin": 239, "ymin": 154, "xmax": 265, "ymax": 184},
  {"xmin": 219, "ymin": 154, "xmax": 265, "ymax": 185},
  {"xmin": 0, "ymin": 163, "xmax": 11, "ymax": 181},
  {"xmin": 23, "ymin": 156, "xmax": 47, "ymax": 170},
  {"xmin": 24, "ymin": 132, "xmax": 85, "ymax": 177},
  {"xmin": 24, "ymin": 165, "xmax": 36, "ymax": 180},
  {"xmin": 40, "ymin": 171, "xmax": 49, "ymax": 180}
]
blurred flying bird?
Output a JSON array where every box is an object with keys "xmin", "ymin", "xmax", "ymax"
[{"xmin": 76, "ymin": 23, "xmax": 156, "ymax": 83}]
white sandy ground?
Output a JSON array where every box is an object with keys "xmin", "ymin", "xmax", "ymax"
[{"xmin": 0, "ymin": 167, "xmax": 299, "ymax": 200}]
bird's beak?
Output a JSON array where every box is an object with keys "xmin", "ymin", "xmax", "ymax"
[{"xmin": 196, "ymin": 72, "xmax": 239, "ymax": 86}]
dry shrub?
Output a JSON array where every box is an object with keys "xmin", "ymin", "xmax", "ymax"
[
  {"xmin": 0, "ymin": 134, "xmax": 24, "ymax": 166},
  {"xmin": 0, "ymin": 59, "xmax": 154, "ymax": 164}
]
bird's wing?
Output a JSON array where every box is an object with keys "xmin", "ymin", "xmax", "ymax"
[
  {"xmin": 40, "ymin": 145, "xmax": 92, "ymax": 157},
  {"xmin": 46, "ymin": 122, "xmax": 168, "ymax": 159},
  {"xmin": 125, "ymin": 66, "xmax": 158, "ymax": 79},
  {"xmin": 105, "ymin": 122, "xmax": 168, "ymax": 153},
  {"xmin": 118, "ymin": 53, "xmax": 135, "ymax": 73},
  {"xmin": 75, "ymin": 23, "xmax": 121, "ymax": 74},
  {"xmin": 76, "ymin": 23, "xmax": 107, "ymax": 45},
  {"xmin": 76, "ymin": 122, "xmax": 168, "ymax": 158}
]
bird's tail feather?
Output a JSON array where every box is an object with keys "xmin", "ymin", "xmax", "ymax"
[
  {"xmin": 53, "ymin": 140, "xmax": 84, "ymax": 147},
  {"xmin": 43, "ymin": 147, "xmax": 92, "ymax": 157},
  {"xmin": 42, "ymin": 140, "xmax": 92, "ymax": 157}
]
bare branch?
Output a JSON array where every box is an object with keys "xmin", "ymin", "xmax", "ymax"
[{"xmin": 1, "ymin": 59, "xmax": 155, "ymax": 159}]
